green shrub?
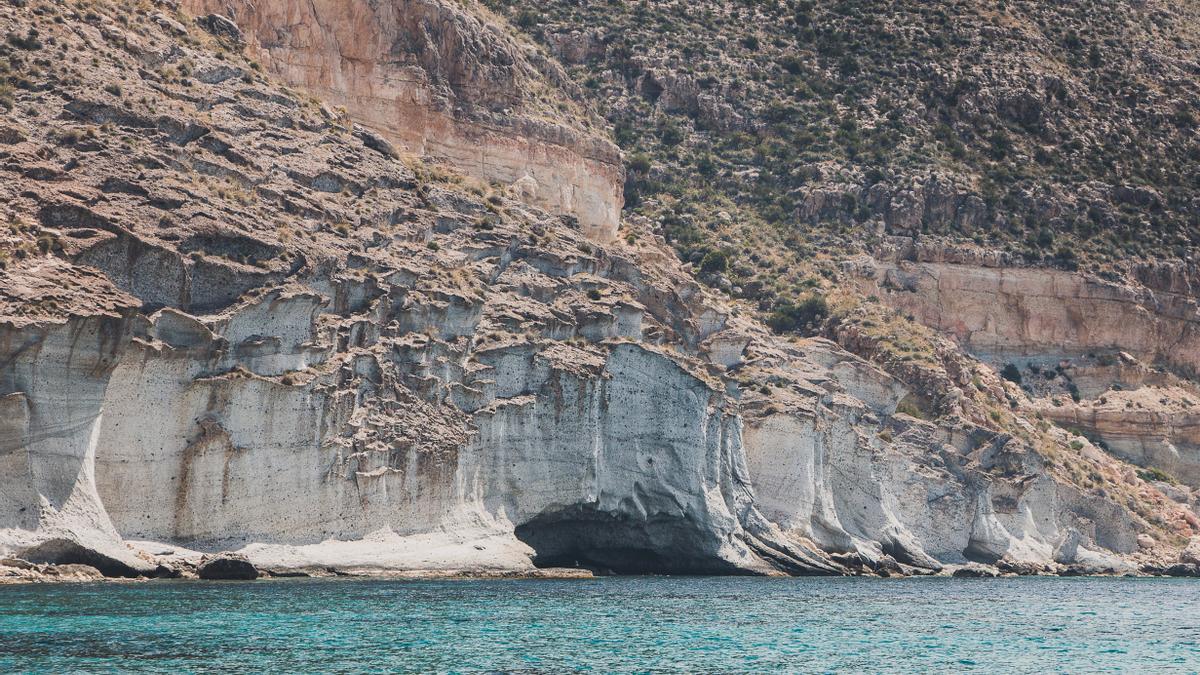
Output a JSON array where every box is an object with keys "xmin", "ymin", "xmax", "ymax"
[
  {"xmin": 766, "ymin": 294, "xmax": 828, "ymax": 334},
  {"xmin": 1136, "ymin": 467, "xmax": 1176, "ymax": 485},
  {"xmin": 896, "ymin": 399, "xmax": 927, "ymax": 420},
  {"xmin": 699, "ymin": 250, "xmax": 728, "ymax": 277},
  {"xmin": 658, "ymin": 121, "xmax": 684, "ymax": 146},
  {"xmin": 514, "ymin": 9, "xmax": 540, "ymax": 28},
  {"xmin": 1000, "ymin": 363, "xmax": 1022, "ymax": 384},
  {"xmin": 6, "ymin": 29, "xmax": 41, "ymax": 51},
  {"xmin": 628, "ymin": 153, "xmax": 652, "ymax": 174}
]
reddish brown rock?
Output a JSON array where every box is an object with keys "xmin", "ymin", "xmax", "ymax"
[{"xmin": 181, "ymin": 0, "xmax": 624, "ymax": 241}]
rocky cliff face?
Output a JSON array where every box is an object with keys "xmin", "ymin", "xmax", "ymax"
[
  {"xmin": 849, "ymin": 239, "xmax": 1200, "ymax": 373},
  {"xmin": 178, "ymin": 0, "xmax": 624, "ymax": 242},
  {"xmin": 845, "ymin": 238, "xmax": 1200, "ymax": 521},
  {"xmin": 1, "ymin": 0, "xmax": 1196, "ymax": 580},
  {"xmin": 483, "ymin": 0, "xmax": 1200, "ymax": 297}
]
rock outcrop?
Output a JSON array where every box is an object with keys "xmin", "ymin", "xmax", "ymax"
[
  {"xmin": 197, "ymin": 553, "xmax": 259, "ymax": 580},
  {"xmin": 1035, "ymin": 387, "xmax": 1200, "ymax": 489},
  {"xmin": 848, "ymin": 239, "xmax": 1200, "ymax": 374},
  {"xmin": 0, "ymin": 558, "xmax": 105, "ymax": 584},
  {"xmin": 846, "ymin": 238, "xmax": 1200, "ymax": 511},
  {"xmin": 0, "ymin": 0, "xmax": 1194, "ymax": 581},
  {"xmin": 179, "ymin": 0, "xmax": 624, "ymax": 242}
]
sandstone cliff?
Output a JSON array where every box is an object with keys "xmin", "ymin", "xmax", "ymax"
[
  {"xmin": 179, "ymin": 0, "xmax": 624, "ymax": 242},
  {"xmin": 849, "ymin": 239, "xmax": 1200, "ymax": 374},
  {"xmin": 844, "ymin": 238, "xmax": 1200, "ymax": 524},
  {"xmin": 0, "ymin": 0, "xmax": 1195, "ymax": 580}
]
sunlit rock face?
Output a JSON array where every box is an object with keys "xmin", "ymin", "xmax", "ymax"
[
  {"xmin": 0, "ymin": 0, "xmax": 1192, "ymax": 580},
  {"xmin": 847, "ymin": 241, "xmax": 1200, "ymax": 502},
  {"xmin": 181, "ymin": 0, "xmax": 624, "ymax": 242},
  {"xmin": 850, "ymin": 241, "xmax": 1200, "ymax": 374}
]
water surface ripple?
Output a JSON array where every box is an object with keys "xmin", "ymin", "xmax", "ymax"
[{"xmin": 1, "ymin": 576, "xmax": 1198, "ymax": 672}]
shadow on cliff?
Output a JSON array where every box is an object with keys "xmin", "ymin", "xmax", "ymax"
[{"xmin": 514, "ymin": 505, "xmax": 805, "ymax": 576}]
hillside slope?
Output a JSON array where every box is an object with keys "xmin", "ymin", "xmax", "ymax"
[
  {"xmin": 483, "ymin": 0, "xmax": 1200, "ymax": 539},
  {"xmin": 484, "ymin": 0, "xmax": 1199, "ymax": 298},
  {"xmin": 179, "ymin": 0, "xmax": 626, "ymax": 241},
  {"xmin": 1, "ymin": 0, "xmax": 1197, "ymax": 580}
]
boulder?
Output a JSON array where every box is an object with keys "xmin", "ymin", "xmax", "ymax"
[
  {"xmin": 1163, "ymin": 563, "xmax": 1200, "ymax": 578},
  {"xmin": 353, "ymin": 125, "xmax": 399, "ymax": 159},
  {"xmin": 995, "ymin": 559, "xmax": 1051, "ymax": 576},
  {"xmin": 151, "ymin": 11, "xmax": 188, "ymax": 37},
  {"xmin": 0, "ymin": 558, "xmax": 104, "ymax": 583},
  {"xmin": 197, "ymin": 553, "xmax": 259, "ymax": 580},
  {"xmin": 18, "ymin": 537, "xmax": 155, "ymax": 578},
  {"xmin": 195, "ymin": 14, "xmax": 243, "ymax": 44},
  {"xmin": 828, "ymin": 552, "xmax": 870, "ymax": 574},
  {"xmin": 41, "ymin": 564, "xmax": 105, "ymax": 582},
  {"xmin": 952, "ymin": 564, "xmax": 1000, "ymax": 578},
  {"xmin": 152, "ymin": 563, "xmax": 184, "ymax": 579},
  {"xmin": 1058, "ymin": 562, "xmax": 1125, "ymax": 576},
  {"xmin": 870, "ymin": 555, "xmax": 905, "ymax": 578},
  {"xmin": 1180, "ymin": 536, "xmax": 1200, "ymax": 565}
]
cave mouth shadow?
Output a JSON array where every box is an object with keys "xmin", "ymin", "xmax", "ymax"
[
  {"xmin": 19, "ymin": 538, "xmax": 143, "ymax": 578},
  {"xmin": 513, "ymin": 505, "xmax": 750, "ymax": 576}
]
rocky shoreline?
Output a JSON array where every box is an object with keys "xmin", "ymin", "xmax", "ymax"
[
  {"xmin": 3, "ymin": 0, "xmax": 1199, "ymax": 582},
  {"xmin": 0, "ymin": 553, "xmax": 597, "ymax": 585},
  {"xmin": 7, "ymin": 555, "xmax": 1200, "ymax": 586}
]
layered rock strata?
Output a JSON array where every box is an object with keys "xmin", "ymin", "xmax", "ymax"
[
  {"xmin": 0, "ymin": 0, "xmax": 1194, "ymax": 579},
  {"xmin": 1035, "ymin": 388, "xmax": 1200, "ymax": 489},
  {"xmin": 848, "ymin": 238, "xmax": 1200, "ymax": 508},
  {"xmin": 179, "ymin": 0, "xmax": 624, "ymax": 241},
  {"xmin": 847, "ymin": 239, "xmax": 1200, "ymax": 374}
]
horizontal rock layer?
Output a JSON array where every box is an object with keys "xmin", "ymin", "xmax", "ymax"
[
  {"xmin": 181, "ymin": 0, "xmax": 624, "ymax": 241},
  {"xmin": 850, "ymin": 242, "xmax": 1200, "ymax": 374},
  {"xmin": 0, "ymin": 0, "xmax": 1191, "ymax": 579}
]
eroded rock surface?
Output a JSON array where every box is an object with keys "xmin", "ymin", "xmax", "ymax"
[
  {"xmin": 180, "ymin": 0, "xmax": 624, "ymax": 241},
  {"xmin": 847, "ymin": 238, "xmax": 1200, "ymax": 519},
  {"xmin": 848, "ymin": 239, "xmax": 1200, "ymax": 373},
  {"xmin": 0, "ymin": 0, "xmax": 1195, "ymax": 580}
]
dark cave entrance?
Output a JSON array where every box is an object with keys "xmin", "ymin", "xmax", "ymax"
[{"xmin": 513, "ymin": 505, "xmax": 748, "ymax": 576}]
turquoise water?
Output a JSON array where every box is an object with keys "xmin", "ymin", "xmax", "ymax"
[{"xmin": 1, "ymin": 577, "xmax": 1198, "ymax": 673}]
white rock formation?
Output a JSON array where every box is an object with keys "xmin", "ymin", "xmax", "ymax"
[
  {"xmin": 0, "ymin": 2, "xmax": 1186, "ymax": 580},
  {"xmin": 1, "ymin": 240, "xmax": 1162, "ymax": 576}
]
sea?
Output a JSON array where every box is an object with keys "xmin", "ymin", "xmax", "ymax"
[{"xmin": 1, "ymin": 576, "xmax": 1198, "ymax": 673}]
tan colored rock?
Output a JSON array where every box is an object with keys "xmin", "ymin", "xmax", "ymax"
[
  {"xmin": 1034, "ymin": 386, "xmax": 1200, "ymax": 488},
  {"xmin": 1181, "ymin": 537, "xmax": 1200, "ymax": 565},
  {"xmin": 180, "ymin": 0, "xmax": 624, "ymax": 241},
  {"xmin": 0, "ymin": 558, "xmax": 105, "ymax": 584},
  {"xmin": 0, "ymin": 0, "xmax": 1195, "ymax": 581},
  {"xmin": 852, "ymin": 247, "xmax": 1200, "ymax": 374}
]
